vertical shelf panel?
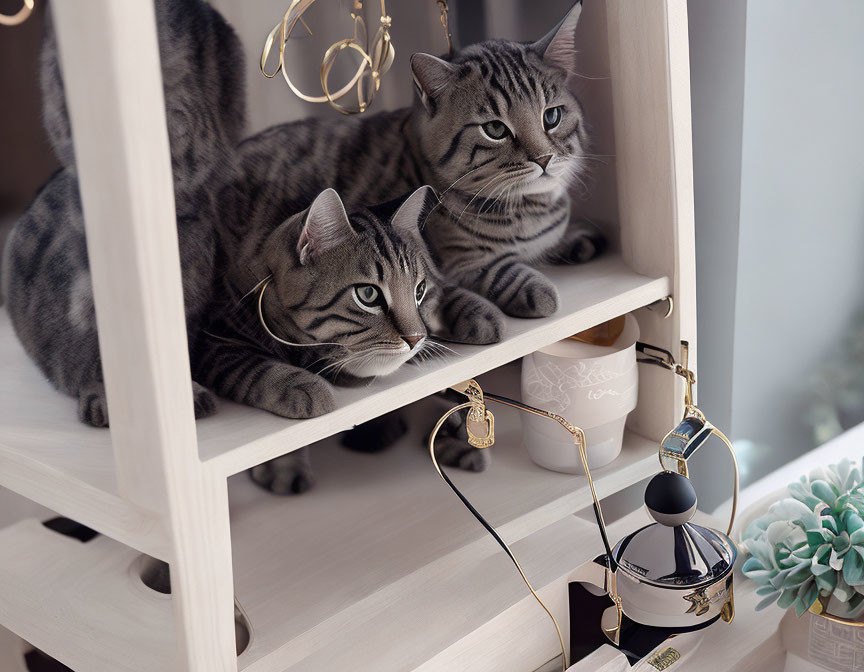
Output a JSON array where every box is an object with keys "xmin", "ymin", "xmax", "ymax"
[
  {"xmin": 50, "ymin": 2, "xmax": 237, "ymax": 670},
  {"xmin": 606, "ymin": 0, "xmax": 697, "ymax": 440}
]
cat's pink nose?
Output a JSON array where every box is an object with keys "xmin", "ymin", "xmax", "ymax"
[
  {"xmin": 401, "ymin": 334, "xmax": 423, "ymax": 349},
  {"xmin": 532, "ymin": 154, "xmax": 553, "ymax": 172}
]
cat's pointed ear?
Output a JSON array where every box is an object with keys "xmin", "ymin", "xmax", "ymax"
[
  {"xmin": 391, "ymin": 186, "xmax": 438, "ymax": 236},
  {"xmin": 297, "ymin": 188, "xmax": 353, "ymax": 264},
  {"xmin": 411, "ymin": 53, "xmax": 457, "ymax": 110},
  {"xmin": 532, "ymin": 1, "xmax": 583, "ymax": 73}
]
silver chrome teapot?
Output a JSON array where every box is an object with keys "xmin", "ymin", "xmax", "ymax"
[
  {"xmin": 588, "ymin": 406, "xmax": 739, "ymax": 645},
  {"xmin": 433, "ymin": 353, "xmax": 739, "ymax": 666}
]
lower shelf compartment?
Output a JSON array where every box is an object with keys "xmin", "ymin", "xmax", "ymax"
[
  {"xmin": 0, "ymin": 520, "xmax": 175, "ymax": 672},
  {"xmin": 230, "ymin": 364, "xmax": 659, "ymax": 671},
  {"xmin": 0, "ymin": 364, "xmax": 660, "ymax": 672}
]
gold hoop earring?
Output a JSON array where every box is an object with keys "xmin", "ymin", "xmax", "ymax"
[
  {"xmin": 0, "ymin": 0, "xmax": 34, "ymax": 27},
  {"xmin": 261, "ymin": 0, "xmax": 451, "ymax": 114}
]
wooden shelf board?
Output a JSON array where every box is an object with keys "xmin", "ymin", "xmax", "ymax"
[
  {"xmin": 0, "ymin": 317, "xmax": 168, "ymax": 558},
  {"xmin": 0, "ymin": 255, "xmax": 669, "ymax": 540},
  {"xmin": 0, "ymin": 520, "xmax": 175, "ymax": 672},
  {"xmin": 0, "ymin": 395, "xmax": 659, "ymax": 672},
  {"xmin": 0, "ymin": 256, "xmax": 665, "ymax": 505},
  {"xmin": 201, "ymin": 256, "xmax": 668, "ymax": 477},
  {"xmin": 230, "ymin": 367, "xmax": 658, "ymax": 671}
]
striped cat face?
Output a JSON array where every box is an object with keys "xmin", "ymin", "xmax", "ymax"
[
  {"xmin": 261, "ymin": 188, "xmax": 441, "ymax": 379},
  {"xmin": 411, "ymin": 2, "xmax": 587, "ymax": 203}
]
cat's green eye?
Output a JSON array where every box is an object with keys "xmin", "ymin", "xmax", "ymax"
[
  {"xmin": 481, "ymin": 120, "xmax": 511, "ymax": 141},
  {"xmin": 543, "ymin": 106, "xmax": 563, "ymax": 131},
  {"xmin": 354, "ymin": 284, "xmax": 385, "ymax": 313},
  {"xmin": 415, "ymin": 279, "xmax": 426, "ymax": 304}
]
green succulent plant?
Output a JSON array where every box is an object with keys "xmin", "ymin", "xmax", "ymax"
[{"xmin": 741, "ymin": 458, "xmax": 864, "ymax": 617}]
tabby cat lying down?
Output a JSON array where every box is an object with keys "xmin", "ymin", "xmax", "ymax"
[
  {"xmin": 235, "ymin": 0, "xmax": 602, "ymax": 325},
  {"xmin": 230, "ymin": 0, "xmax": 604, "ymax": 484},
  {"xmin": 192, "ymin": 187, "xmax": 445, "ymax": 420},
  {"xmin": 3, "ymin": 0, "xmax": 245, "ymax": 426}
]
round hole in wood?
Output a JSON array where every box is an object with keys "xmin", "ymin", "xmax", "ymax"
[{"xmin": 136, "ymin": 555, "xmax": 252, "ymax": 655}]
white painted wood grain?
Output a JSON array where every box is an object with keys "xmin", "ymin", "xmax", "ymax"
[
  {"xmin": 0, "ymin": 520, "xmax": 176, "ymax": 672},
  {"xmin": 50, "ymin": 1, "xmax": 237, "ymax": 669},
  {"xmin": 606, "ymin": 0, "xmax": 697, "ymax": 441},
  {"xmin": 230, "ymin": 365, "xmax": 660, "ymax": 671},
  {"xmin": 0, "ymin": 257, "xmax": 667, "ymax": 496}
]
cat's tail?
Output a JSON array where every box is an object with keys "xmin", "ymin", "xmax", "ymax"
[
  {"xmin": 39, "ymin": 10, "xmax": 73, "ymax": 169},
  {"xmin": 38, "ymin": 0, "xmax": 247, "ymax": 183}
]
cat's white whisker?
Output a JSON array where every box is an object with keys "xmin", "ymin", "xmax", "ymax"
[{"xmin": 456, "ymin": 173, "xmax": 508, "ymax": 224}]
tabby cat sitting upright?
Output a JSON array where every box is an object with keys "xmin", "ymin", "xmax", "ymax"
[
  {"xmin": 3, "ymin": 0, "xmax": 245, "ymax": 426},
  {"xmin": 237, "ymin": 1, "xmax": 600, "ymax": 325}
]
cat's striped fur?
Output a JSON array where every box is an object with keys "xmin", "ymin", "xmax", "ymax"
[
  {"xmin": 230, "ymin": 1, "xmax": 599, "ymax": 485},
  {"xmin": 193, "ymin": 187, "xmax": 447, "ymax": 493},
  {"xmin": 235, "ymin": 1, "xmax": 600, "ymax": 323},
  {"xmin": 3, "ymin": 0, "xmax": 246, "ymax": 426}
]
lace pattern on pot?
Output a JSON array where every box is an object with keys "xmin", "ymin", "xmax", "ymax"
[{"xmin": 523, "ymin": 361, "xmax": 629, "ymax": 412}]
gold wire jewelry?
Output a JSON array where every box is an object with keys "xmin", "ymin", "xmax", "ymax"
[
  {"xmin": 261, "ymin": 0, "xmax": 393, "ymax": 115},
  {"xmin": 434, "ymin": 344, "xmax": 741, "ymax": 653},
  {"xmin": 0, "ymin": 0, "xmax": 33, "ymax": 26},
  {"xmin": 638, "ymin": 341, "xmax": 740, "ymax": 537},
  {"xmin": 436, "ymin": 0, "xmax": 453, "ymax": 58},
  {"xmin": 430, "ymin": 380, "xmax": 626, "ymax": 672},
  {"xmin": 257, "ymin": 277, "xmax": 347, "ymax": 348},
  {"xmin": 261, "ymin": 0, "xmax": 451, "ymax": 114}
]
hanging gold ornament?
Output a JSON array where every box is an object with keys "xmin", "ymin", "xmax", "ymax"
[
  {"xmin": 0, "ymin": 0, "xmax": 34, "ymax": 27},
  {"xmin": 261, "ymin": 0, "xmax": 452, "ymax": 115}
]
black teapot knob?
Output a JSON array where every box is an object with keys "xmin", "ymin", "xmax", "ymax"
[{"xmin": 645, "ymin": 471, "xmax": 697, "ymax": 526}]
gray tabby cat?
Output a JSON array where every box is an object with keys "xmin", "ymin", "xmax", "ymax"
[
  {"xmin": 236, "ymin": 1, "xmax": 598, "ymax": 324},
  {"xmin": 2, "ymin": 0, "xmax": 246, "ymax": 426},
  {"xmin": 234, "ymin": 1, "xmax": 599, "ymax": 477},
  {"xmin": 193, "ymin": 187, "xmax": 443, "ymax": 494}
]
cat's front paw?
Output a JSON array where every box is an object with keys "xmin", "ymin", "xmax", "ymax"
[
  {"xmin": 192, "ymin": 381, "xmax": 217, "ymax": 419},
  {"xmin": 426, "ymin": 409, "xmax": 491, "ymax": 472},
  {"xmin": 78, "ymin": 382, "xmax": 109, "ymax": 427},
  {"xmin": 263, "ymin": 369, "xmax": 336, "ymax": 419},
  {"xmin": 250, "ymin": 450, "xmax": 315, "ymax": 495},
  {"xmin": 434, "ymin": 434, "xmax": 492, "ymax": 472},
  {"xmin": 341, "ymin": 410, "xmax": 407, "ymax": 453},
  {"xmin": 437, "ymin": 287, "xmax": 506, "ymax": 344},
  {"xmin": 499, "ymin": 271, "xmax": 559, "ymax": 318},
  {"xmin": 561, "ymin": 229, "xmax": 606, "ymax": 264}
]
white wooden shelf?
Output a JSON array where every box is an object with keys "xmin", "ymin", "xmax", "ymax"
[
  {"xmin": 0, "ymin": 1, "xmax": 697, "ymax": 669},
  {"xmin": 0, "ymin": 490, "xmax": 654, "ymax": 672},
  {"xmin": 196, "ymin": 256, "xmax": 667, "ymax": 477},
  {"xmin": 228, "ymin": 369, "xmax": 658, "ymax": 671},
  {"xmin": 0, "ymin": 255, "xmax": 667, "ymax": 523},
  {"xmin": 0, "ymin": 520, "xmax": 175, "ymax": 672},
  {"xmin": 0, "ymin": 362, "xmax": 660, "ymax": 672}
]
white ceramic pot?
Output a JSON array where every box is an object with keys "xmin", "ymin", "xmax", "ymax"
[
  {"xmin": 520, "ymin": 314, "xmax": 639, "ymax": 472},
  {"xmin": 780, "ymin": 607, "xmax": 864, "ymax": 672}
]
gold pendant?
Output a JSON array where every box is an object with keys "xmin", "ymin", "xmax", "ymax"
[{"xmin": 467, "ymin": 408, "xmax": 494, "ymax": 449}]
